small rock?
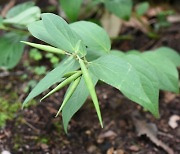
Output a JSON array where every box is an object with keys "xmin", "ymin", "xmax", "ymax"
[
  {"xmin": 106, "ymin": 147, "xmax": 114, "ymax": 154},
  {"xmin": 97, "ymin": 137, "xmax": 104, "ymax": 144},
  {"xmin": 85, "ymin": 130, "xmax": 91, "ymax": 135},
  {"xmin": 87, "ymin": 145, "xmax": 99, "ymax": 153},
  {"xmin": 41, "ymin": 144, "xmax": 49, "ymax": 151},
  {"xmin": 102, "ymin": 93, "xmax": 108, "ymax": 99},
  {"xmin": 115, "ymin": 149, "xmax": 124, "ymax": 154},
  {"xmin": 129, "ymin": 145, "xmax": 140, "ymax": 152},
  {"xmin": 168, "ymin": 115, "xmax": 180, "ymax": 129},
  {"xmin": 1, "ymin": 151, "xmax": 11, "ymax": 154},
  {"xmin": 25, "ymin": 145, "xmax": 30, "ymax": 149}
]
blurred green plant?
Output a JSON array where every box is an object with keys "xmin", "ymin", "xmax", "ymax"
[
  {"xmin": 59, "ymin": 0, "xmax": 133, "ymax": 22},
  {"xmin": 45, "ymin": 53, "xmax": 60, "ymax": 67},
  {"xmin": 155, "ymin": 10, "xmax": 174, "ymax": 31},
  {"xmin": 29, "ymin": 48, "xmax": 43, "ymax": 61},
  {"xmin": 0, "ymin": 93, "xmax": 21, "ymax": 128},
  {"xmin": 0, "ymin": 1, "xmax": 41, "ymax": 69},
  {"xmin": 135, "ymin": 2, "xmax": 149, "ymax": 16}
]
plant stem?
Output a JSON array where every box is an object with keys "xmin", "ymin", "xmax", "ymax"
[{"xmin": 0, "ymin": 26, "xmax": 30, "ymax": 35}]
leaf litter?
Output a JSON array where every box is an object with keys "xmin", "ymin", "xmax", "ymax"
[{"xmin": 132, "ymin": 111, "xmax": 174, "ymax": 154}]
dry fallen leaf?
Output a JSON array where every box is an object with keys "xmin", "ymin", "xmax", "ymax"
[
  {"xmin": 164, "ymin": 92, "xmax": 177, "ymax": 103},
  {"xmin": 168, "ymin": 115, "xmax": 180, "ymax": 129},
  {"xmin": 101, "ymin": 11, "xmax": 122, "ymax": 38},
  {"xmin": 168, "ymin": 15, "xmax": 180, "ymax": 23},
  {"xmin": 0, "ymin": 0, "xmax": 16, "ymax": 17},
  {"xmin": 132, "ymin": 111, "xmax": 174, "ymax": 154}
]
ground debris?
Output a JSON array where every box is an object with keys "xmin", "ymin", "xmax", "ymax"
[
  {"xmin": 101, "ymin": 11, "xmax": 122, "ymax": 38},
  {"xmin": 168, "ymin": 115, "xmax": 180, "ymax": 129},
  {"xmin": 106, "ymin": 147, "xmax": 114, "ymax": 154},
  {"xmin": 1, "ymin": 151, "xmax": 11, "ymax": 154},
  {"xmin": 129, "ymin": 145, "xmax": 140, "ymax": 152},
  {"xmin": 132, "ymin": 111, "xmax": 174, "ymax": 154},
  {"xmin": 87, "ymin": 145, "xmax": 100, "ymax": 154},
  {"xmin": 106, "ymin": 147, "xmax": 124, "ymax": 154},
  {"xmin": 97, "ymin": 130, "xmax": 117, "ymax": 143}
]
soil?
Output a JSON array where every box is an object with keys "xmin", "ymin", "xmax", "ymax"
[{"xmin": 0, "ymin": 0, "xmax": 180, "ymax": 154}]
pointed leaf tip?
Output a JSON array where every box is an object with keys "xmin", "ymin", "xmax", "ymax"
[
  {"xmin": 55, "ymin": 77, "xmax": 81, "ymax": 117},
  {"xmin": 79, "ymin": 58, "xmax": 103, "ymax": 127},
  {"xmin": 41, "ymin": 71, "xmax": 82, "ymax": 101}
]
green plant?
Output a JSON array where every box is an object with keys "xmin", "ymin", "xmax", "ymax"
[
  {"xmin": 155, "ymin": 10, "xmax": 174, "ymax": 31},
  {"xmin": 135, "ymin": 2, "xmax": 149, "ymax": 16},
  {"xmin": 45, "ymin": 53, "xmax": 60, "ymax": 67},
  {"xmin": 29, "ymin": 48, "xmax": 43, "ymax": 61},
  {"xmin": 59, "ymin": 0, "xmax": 133, "ymax": 22},
  {"xmin": 0, "ymin": 1, "xmax": 41, "ymax": 69},
  {"xmin": 22, "ymin": 13, "xmax": 180, "ymax": 133},
  {"xmin": 0, "ymin": 93, "xmax": 21, "ymax": 127}
]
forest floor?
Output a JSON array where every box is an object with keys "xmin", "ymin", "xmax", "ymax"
[{"xmin": 0, "ymin": 0, "xmax": 180, "ymax": 154}]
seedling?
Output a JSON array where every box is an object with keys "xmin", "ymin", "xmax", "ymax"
[{"xmin": 22, "ymin": 13, "xmax": 180, "ymax": 133}]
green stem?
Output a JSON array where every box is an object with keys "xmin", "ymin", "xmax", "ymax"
[{"xmin": 0, "ymin": 26, "xmax": 30, "ymax": 35}]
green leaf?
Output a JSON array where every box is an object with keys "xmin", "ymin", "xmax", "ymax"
[
  {"xmin": 6, "ymin": 1, "xmax": 35, "ymax": 18},
  {"xmin": 29, "ymin": 48, "xmax": 42, "ymax": 61},
  {"xmin": 3, "ymin": 6, "xmax": 41, "ymax": 26},
  {"xmin": 124, "ymin": 54, "xmax": 159, "ymax": 117},
  {"xmin": 60, "ymin": 0, "xmax": 83, "ymax": 22},
  {"xmin": 70, "ymin": 21, "xmax": 111, "ymax": 53},
  {"xmin": 136, "ymin": 2, "xmax": 149, "ymax": 16},
  {"xmin": 89, "ymin": 55, "xmax": 160, "ymax": 116},
  {"xmin": 23, "ymin": 57, "xmax": 79, "ymax": 106},
  {"xmin": 142, "ymin": 52, "xmax": 179, "ymax": 93},
  {"xmin": 34, "ymin": 66, "xmax": 46, "ymax": 75},
  {"xmin": 62, "ymin": 74, "xmax": 98, "ymax": 133},
  {"xmin": 28, "ymin": 20, "xmax": 61, "ymax": 48},
  {"xmin": 40, "ymin": 71, "xmax": 81, "ymax": 101},
  {"xmin": 56, "ymin": 77, "xmax": 81, "ymax": 117},
  {"xmin": 0, "ymin": 16, "xmax": 4, "ymax": 28},
  {"xmin": 126, "ymin": 50, "xmax": 141, "ymax": 55},
  {"xmin": 41, "ymin": 13, "xmax": 86, "ymax": 57},
  {"xmin": 154, "ymin": 47, "xmax": 180, "ymax": 67},
  {"xmin": 0, "ymin": 32, "xmax": 28, "ymax": 69},
  {"xmin": 111, "ymin": 50, "xmax": 125, "ymax": 57},
  {"xmin": 104, "ymin": 0, "xmax": 133, "ymax": 20},
  {"xmin": 79, "ymin": 58, "xmax": 103, "ymax": 127},
  {"xmin": 85, "ymin": 49, "xmax": 107, "ymax": 61}
]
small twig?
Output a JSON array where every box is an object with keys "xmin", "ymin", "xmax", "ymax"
[
  {"xmin": 0, "ymin": 0, "xmax": 16, "ymax": 17},
  {"xmin": 22, "ymin": 119, "xmax": 40, "ymax": 133}
]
